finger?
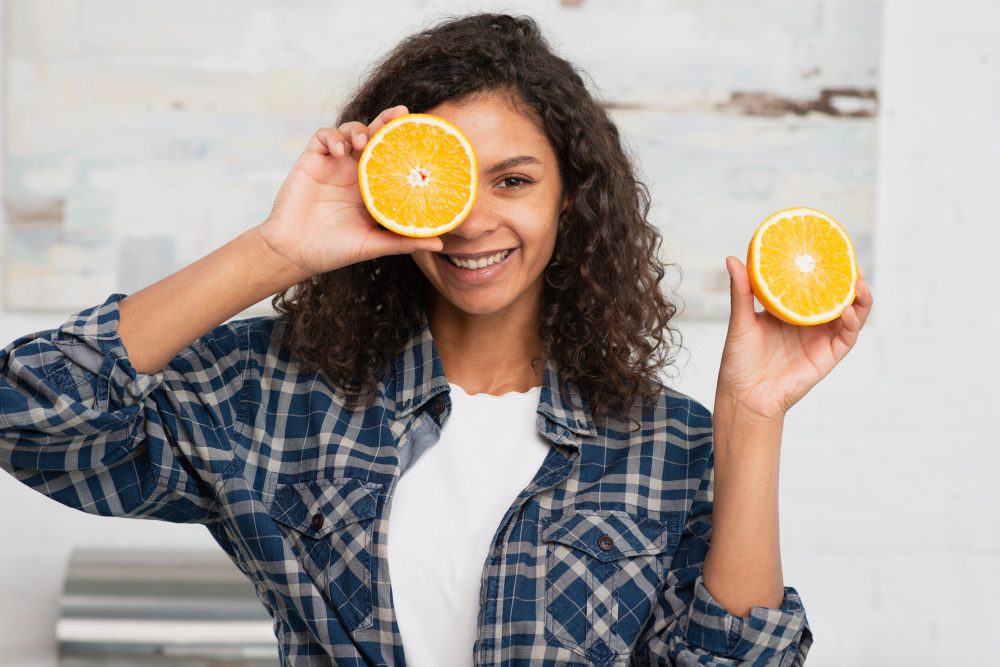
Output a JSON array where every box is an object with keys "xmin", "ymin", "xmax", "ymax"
[
  {"xmin": 840, "ymin": 302, "xmax": 861, "ymax": 334},
  {"xmin": 726, "ymin": 256, "xmax": 756, "ymax": 331},
  {"xmin": 366, "ymin": 105, "xmax": 410, "ymax": 137},
  {"xmin": 338, "ymin": 121, "xmax": 372, "ymax": 154},
  {"xmin": 834, "ymin": 277, "xmax": 872, "ymax": 356},
  {"xmin": 855, "ymin": 276, "xmax": 873, "ymax": 307},
  {"xmin": 853, "ymin": 277, "xmax": 873, "ymax": 327},
  {"xmin": 305, "ymin": 127, "xmax": 349, "ymax": 157},
  {"xmin": 851, "ymin": 265, "xmax": 872, "ymax": 308},
  {"xmin": 368, "ymin": 228, "xmax": 445, "ymax": 257},
  {"xmin": 832, "ymin": 303, "xmax": 862, "ymax": 360}
]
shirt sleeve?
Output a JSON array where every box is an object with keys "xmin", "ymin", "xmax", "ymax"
[
  {"xmin": 637, "ymin": 397, "xmax": 813, "ymax": 665},
  {"xmin": 0, "ymin": 292, "xmax": 248, "ymax": 524}
]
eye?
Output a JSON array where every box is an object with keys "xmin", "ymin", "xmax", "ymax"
[{"xmin": 497, "ymin": 174, "xmax": 534, "ymax": 189}]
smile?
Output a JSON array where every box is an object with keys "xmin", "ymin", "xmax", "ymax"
[{"xmin": 445, "ymin": 249, "xmax": 512, "ymax": 269}]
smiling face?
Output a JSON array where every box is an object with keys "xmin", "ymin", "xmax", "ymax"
[{"xmin": 410, "ymin": 91, "xmax": 566, "ymax": 319}]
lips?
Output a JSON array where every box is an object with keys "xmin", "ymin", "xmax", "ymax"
[
  {"xmin": 445, "ymin": 249, "xmax": 512, "ymax": 269},
  {"xmin": 433, "ymin": 247, "xmax": 517, "ymax": 284}
]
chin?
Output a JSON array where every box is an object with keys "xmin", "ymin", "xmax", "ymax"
[
  {"xmin": 441, "ymin": 290, "xmax": 513, "ymax": 316},
  {"xmin": 452, "ymin": 298, "xmax": 511, "ymax": 316}
]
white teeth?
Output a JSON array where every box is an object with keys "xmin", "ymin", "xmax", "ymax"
[{"xmin": 446, "ymin": 249, "xmax": 511, "ymax": 269}]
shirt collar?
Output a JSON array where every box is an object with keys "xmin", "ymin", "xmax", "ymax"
[{"xmin": 392, "ymin": 320, "xmax": 597, "ymax": 437}]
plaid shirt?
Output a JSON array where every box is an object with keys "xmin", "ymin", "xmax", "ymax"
[{"xmin": 1, "ymin": 292, "xmax": 812, "ymax": 666}]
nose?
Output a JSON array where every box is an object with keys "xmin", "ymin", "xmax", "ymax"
[{"xmin": 445, "ymin": 196, "xmax": 499, "ymax": 242}]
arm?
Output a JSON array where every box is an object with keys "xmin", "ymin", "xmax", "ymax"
[
  {"xmin": 640, "ymin": 255, "xmax": 872, "ymax": 664},
  {"xmin": 0, "ymin": 227, "xmax": 312, "ymax": 522},
  {"xmin": 118, "ymin": 227, "xmax": 308, "ymax": 375},
  {"xmin": 0, "ymin": 293, "xmax": 249, "ymax": 522},
  {"xmin": 702, "ymin": 399, "xmax": 785, "ymax": 616},
  {"xmin": 697, "ymin": 254, "xmax": 872, "ymax": 630},
  {"xmin": 0, "ymin": 229, "xmax": 303, "ymax": 520},
  {"xmin": 637, "ymin": 398, "xmax": 812, "ymax": 666},
  {"xmin": 109, "ymin": 105, "xmax": 446, "ymax": 376},
  {"xmin": 0, "ymin": 104, "xmax": 438, "ymax": 521}
]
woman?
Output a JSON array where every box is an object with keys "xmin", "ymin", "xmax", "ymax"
[{"xmin": 0, "ymin": 13, "xmax": 871, "ymax": 666}]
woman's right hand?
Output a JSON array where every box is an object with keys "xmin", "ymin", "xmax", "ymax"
[{"xmin": 256, "ymin": 105, "xmax": 444, "ymax": 279}]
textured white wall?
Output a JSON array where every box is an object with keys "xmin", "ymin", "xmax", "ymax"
[
  {"xmin": 2, "ymin": 0, "xmax": 880, "ymax": 320},
  {"xmin": 680, "ymin": 1, "xmax": 1000, "ymax": 664},
  {"xmin": 1, "ymin": 2, "xmax": 998, "ymax": 666}
]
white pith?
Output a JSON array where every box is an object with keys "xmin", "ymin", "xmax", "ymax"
[
  {"xmin": 795, "ymin": 254, "xmax": 817, "ymax": 273},
  {"xmin": 447, "ymin": 249, "xmax": 511, "ymax": 269},
  {"xmin": 749, "ymin": 207, "xmax": 857, "ymax": 324},
  {"xmin": 407, "ymin": 166, "xmax": 431, "ymax": 188}
]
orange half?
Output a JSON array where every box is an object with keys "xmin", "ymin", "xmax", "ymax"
[
  {"xmin": 358, "ymin": 113, "xmax": 478, "ymax": 238},
  {"xmin": 747, "ymin": 206, "xmax": 858, "ymax": 326}
]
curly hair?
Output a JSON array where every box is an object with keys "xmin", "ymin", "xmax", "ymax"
[{"xmin": 271, "ymin": 12, "xmax": 683, "ymax": 428}]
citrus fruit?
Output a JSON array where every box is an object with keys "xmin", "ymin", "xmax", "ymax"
[
  {"xmin": 357, "ymin": 113, "xmax": 478, "ymax": 238},
  {"xmin": 746, "ymin": 206, "xmax": 858, "ymax": 326}
]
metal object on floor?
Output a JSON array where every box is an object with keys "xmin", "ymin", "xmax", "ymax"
[{"xmin": 56, "ymin": 548, "xmax": 279, "ymax": 667}]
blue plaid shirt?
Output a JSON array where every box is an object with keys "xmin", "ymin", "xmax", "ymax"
[{"xmin": 1, "ymin": 292, "xmax": 812, "ymax": 666}]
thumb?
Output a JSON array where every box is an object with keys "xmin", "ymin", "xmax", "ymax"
[
  {"xmin": 726, "ymin": 256, "xmax": 756, "ymax": 331},
  {"xmin": 368, "ymin": 228, "xmax": 445, "ymax": 258}
]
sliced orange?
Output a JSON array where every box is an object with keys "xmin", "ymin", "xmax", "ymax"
[
  {"xmin": 746, "ymin": 206, "xmax": 858, "ymax": 326},
  {"xmin": 357, "ymin": 113, "xmax": 478, "ymax": 238}
]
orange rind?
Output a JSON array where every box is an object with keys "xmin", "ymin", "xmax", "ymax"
[
  {"xmin": 746, "ymin": 206, "xmax": 858, "ymax": 326},
  {"xmin": 358, "ymin": 113, "xmax": 478, "ymax": 238}
]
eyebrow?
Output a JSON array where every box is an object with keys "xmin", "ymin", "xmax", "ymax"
[{"xmin": 485, "ymin": 155, "xmax": 542, "ymax": 174}]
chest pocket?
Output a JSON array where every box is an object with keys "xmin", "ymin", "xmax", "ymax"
[
  {"xmin": 269, "ymin": 477, "xmax": 379, "ymax": 632},
  {"xmin": 541, "ymin": 508, "xmax": 680, "ymax": 663}
]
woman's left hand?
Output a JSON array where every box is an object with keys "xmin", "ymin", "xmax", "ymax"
[{"xmin": 716, "ymin": 255, "xmax": 874, "ymax": 423}]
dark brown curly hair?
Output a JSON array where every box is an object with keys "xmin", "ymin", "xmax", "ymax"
[{"xmin": 271, "ymin": 12, "xmax": 683, "ymax": 427}]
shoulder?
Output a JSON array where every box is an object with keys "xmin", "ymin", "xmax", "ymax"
[
  {"xmin": 218, "ymin": 314, "xmax": 393, "ymax": 406},
  {"xmin": 206, "ymin": 313, "xmax": 286, "ymax": 359},
  {"xmin": 177, "ymin": 314, "xmax": 284, "ymax": 383},
  {"xmin": 584, "ymin": 379, "xmax": 714, "ymax": 441},
  {"xmin": 610, "ymin": 380, "xmax": 714, "ymax": 459},
  {"xmin": 624, "ymin": 378, "xmax": 713, "ymax": 433},
  {"xmin": 636, "ymin": 383, "xmax": 715, "ymax": 480},
  {"xmin": 658, "ymin": 383, "xmax": 713, "ymax": 429}
]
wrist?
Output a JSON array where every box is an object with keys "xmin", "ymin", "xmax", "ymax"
[
  {"xmin": 714, "ymin": 389, "xmax": 787, "ymax": 427},
  {"xmin": 246, "ymin": 225, "xmax": 312, "ymax": 289},
  {"xmin": 713, "ymin": 392, "xmax": 785, "ymax": 459}
]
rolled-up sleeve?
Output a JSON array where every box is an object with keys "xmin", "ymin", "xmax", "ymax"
[
  {"xmin": 0, "ymin": 292, "xmax": 247, "ymax": 524},
  {"xmin": 638, "ymin": 398, "xmax": 813, "ymax": 666},
  {"xmin": 667, "ymin": 575, "xmax": 811, "ymax": 664}
]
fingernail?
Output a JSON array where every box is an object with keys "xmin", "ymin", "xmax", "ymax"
[
  {"xmin": 333, "ymin": 142, "xmax": 345, "ymax": 156},
  {"xmin": 357, "ymin": 133, "xmax": 367, "ymax": 145}
]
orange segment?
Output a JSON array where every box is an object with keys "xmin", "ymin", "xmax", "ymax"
[
  {"xmin": 358, "ymin": 113, "xmax": 478, "ymax": 237},
  {"xmin": 747, "ymin": 206, "xmax": 858, "ymax": 326}
]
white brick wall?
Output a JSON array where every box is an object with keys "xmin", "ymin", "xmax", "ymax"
[{"xmin": 1, "ymin": 1, "xmax": 998, "ymax": 665}]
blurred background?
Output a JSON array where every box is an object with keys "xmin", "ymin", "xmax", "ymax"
[{"xmin": 0, "ymin": 0, "xmax": 997, "ymax": 665}]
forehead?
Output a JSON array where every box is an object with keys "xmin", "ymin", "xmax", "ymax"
[{"xmin": 425, "ymin": 93, "xmax": 555, "ymax": 164}]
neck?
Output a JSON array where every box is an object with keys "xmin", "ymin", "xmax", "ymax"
[{"xmin": 427, "ymin": 292, "xmax": 544, "ymax": 395}]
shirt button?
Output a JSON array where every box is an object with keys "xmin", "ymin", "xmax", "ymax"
[
  {"xmin": 430, "ymin": 395, "xmax": 447, "ymax": 416},
  {"xmin": 598, "ymin": 534, "xmax": 615, "ymax": 551},
  {"xmin": 310, "ymin": 513, "xmax": 325, "ymax": 531}
]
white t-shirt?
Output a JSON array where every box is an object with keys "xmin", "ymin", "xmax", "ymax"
[{"xmin": 386, "ymin": 382, "xmax": 550, "ymax": 666}]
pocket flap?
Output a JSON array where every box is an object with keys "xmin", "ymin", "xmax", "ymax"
[
  {"xmin": 270, "ymin": 478, "xmax": 377, "ymax": 539},
  {"xmin": 542, "ymin": 509, "xmax": 678, "ymax": 562}
]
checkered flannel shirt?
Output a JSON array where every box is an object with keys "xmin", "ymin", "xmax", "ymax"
[{"xmin": 1, "ymin": 292, "xmax": 812, "ymax": 666}]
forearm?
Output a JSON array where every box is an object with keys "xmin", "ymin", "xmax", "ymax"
[
  {"xmin": 118, "ymin": 225, "xmax": 308, "ymax": 375},
  {"xmin": 701, "ymin": 395, "xmax": 785, "ymax": 617}
]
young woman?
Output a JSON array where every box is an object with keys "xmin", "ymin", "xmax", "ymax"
[{"xmin": 0, "ymin": 13, "xmax": 871, "ymax": 666}]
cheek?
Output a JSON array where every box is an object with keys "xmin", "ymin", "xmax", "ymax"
[{"xmin": 525, "ymin": 215, "xmax": 560, "ymax": 266}]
